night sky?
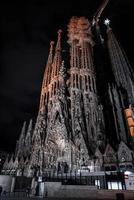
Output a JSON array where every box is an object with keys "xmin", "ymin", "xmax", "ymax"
[{"xmin": 0, "ymin": 0, "xmax": 134, "ymax": 152}]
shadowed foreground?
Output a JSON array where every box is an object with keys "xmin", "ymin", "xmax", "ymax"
[{"xmin": 0, "ymin": 190, "xmax": 134, "ymax": 200}]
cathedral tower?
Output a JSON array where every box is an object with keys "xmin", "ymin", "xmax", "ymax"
[
  {"xmin": 29, "ymin": 17, "xmax": 106, "ymax": 171},
  {"xmin": 68, "ymin": 17, "xmax": 105, "ymax": 157},
  {"xmin": 105, "ymin": 19, "xmax": 134, "ymax": 146}
]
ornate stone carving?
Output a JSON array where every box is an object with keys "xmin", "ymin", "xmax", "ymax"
[
  {"xmin": 118, "ymin": 141, "xmax": 133, "ymax": 163},
  {"xmin": 103, "ymin": 144, "xmax": 117, "ymax": 164}
]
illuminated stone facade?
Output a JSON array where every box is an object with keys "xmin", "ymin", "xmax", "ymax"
[
  {"xmin": 28, "ymin": 17, "xmax": 106, "ymax": 173},
  {"xmin": 2, "ymin": 16, "xmax": 134, "ymax": 176}
]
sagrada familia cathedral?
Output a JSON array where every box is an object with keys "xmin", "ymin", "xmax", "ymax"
[{"xmin": 2, "ymin": 1, "xmax": 134, "ymax": 177}]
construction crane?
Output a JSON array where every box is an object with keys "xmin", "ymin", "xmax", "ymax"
[
  {"xmin": 92, "ymin": 0, "xmax": 109, "ymax": 26},
  {"xmin": 92, "ymin": 0, "xmax": 109, "ymax": 44}
]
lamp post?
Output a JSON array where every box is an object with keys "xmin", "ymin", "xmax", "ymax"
[
  {"xmin": 35, "ymin": 166, "xmax": 41, "ymax": 196},
  {"xmin": 36, "ymin": 165, "xmax": 45, "ymax": 197},
  {"xmin": 115, "ymin": 153, "xmax": 120, "ymax": 173},
  {"xmin": 93, "ymin": 156, "xmax": 96, "ymax": 172},
  {"xmin": 102, "ymin": 155, "xmax": 105, "ymax": 172},
  {"xmin": 118, "ymin": 156, "xmax": 127, "ymax": 190}
]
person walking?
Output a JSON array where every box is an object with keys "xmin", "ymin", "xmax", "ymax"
[
  {"xmin": 0, "ymin": 185, "xmax": 3, "ymax": 196},
  {"xmin": 26, "ymin": 186, "xmax": 30, "ymax": 197}
]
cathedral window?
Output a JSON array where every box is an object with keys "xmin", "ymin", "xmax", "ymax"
[
  {"xmin": 80, "ymin": 75, "xmax": 82, "ymax": 90},
  {"xmin": 44, "ymin": 93, "xmax": 46, "ymax": 105},
  {"xmin": 78, "ymin": 144, "xmax": 81, "ymax": 151},
  {"xmin": 76, "ymin": 74, "xmax": 78, "ymax": 88},
  {"xmin": 55, "ymin": 63, "xmax": 58, "ymax": 76},
  {"xmin": 88, "ymin": 76, "xmax": 91, "ymax": 91},
  {"xmin": 93, "ymin": 77, "xmax": 96, "ymax": 91},
  {"xmin": 52, "ymin": 84, "xmax": 53, "ymax": 97},
  {"xmin": 86, "ymin": 48, "xmax": 89, "ymax": 69},
  {"xmin": 57, "ymin": 81, "xmax": 59, "ymax": 89},
  {"xmin": 73, "ymin": 74, "xmax": 75, "ymax": 88},
  {"xmin": 84, "ymin": 55, "xmax": 86, "ymax": 69},
  {"xmin": 47, "ymin": 92, "xmax": 49, "ymax": 103},
  {"xmin": 85, "ymin": 94, "xmax": 88, "ymax": 100},
  {"xmin": 54, "ymin": 82, "xmax": 56, "ymax": 95},
  {"xmin": 92, "ymin": 77, "xmax": 95, "ymax": 92},
  {"xmin": 85, "ymin": 75, "xmax": 88, "ymax": 91}
]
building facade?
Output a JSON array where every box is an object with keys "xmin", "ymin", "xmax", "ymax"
[{"xmin": 2, "ymin": 16, "xmax": 134, "ymax": 177}]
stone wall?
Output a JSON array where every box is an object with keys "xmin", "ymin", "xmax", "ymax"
[{"xmin": 43, "ymin": 182, "xmax": 134, "ymax": 199}]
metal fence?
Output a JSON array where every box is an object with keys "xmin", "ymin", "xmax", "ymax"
[
  {"xmin": 0, "ymin": 170, "xmax": 126, "ymax": 191},
  {"xmin": 34, "ymin": 171, "xmax": 125, "ymax": 190}
]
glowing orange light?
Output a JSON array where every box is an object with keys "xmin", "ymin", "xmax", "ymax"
[{"xmin": 124, "ymin": 107, "xmax": 134, "ymax": 137}]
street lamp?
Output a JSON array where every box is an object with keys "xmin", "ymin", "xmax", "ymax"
[{"xmin": 93, "ymin": 156, "xmax": 97, "ymax": 172}]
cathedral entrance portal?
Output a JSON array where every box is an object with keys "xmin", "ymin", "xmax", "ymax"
[{"xmin": 44, "ymin": 118, "xmax": 72, "ymax": 172}]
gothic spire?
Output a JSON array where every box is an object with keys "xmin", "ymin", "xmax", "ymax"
[
  {"xmin": 39, "ymin": 41, "xmax": 54, "ymax": 112},
  {"xmin": 26, "ymin": 119, "xmax": 32, "ymax": 137},
  {"xmin": 47, "ymin": 41, "xmax": 54, "ymax": 64},
  {"xmin": 51, "ymin": 29, "xmax": 62, "ymax": 78},
  {"xmin": 18, "ymin": 121, "xmax": 26, "ymax": 148},
  {"xmin": 30, "ymin": 120, "xmax": 43, "ymax": 168},
  {"xmin": 9, "ymin": 154, "xmax": 14, "ymax": 169},
  {"xmin": 3, "ymin": 154, "xmax": 9, "ymax": 169},
  {"xmin": 25, "ymin": 119, "xmax": 33, "ymax": 156},
  {"xmin": 56, "ymin": 29, "xmax": 62, "ymax": 50},
  {"xmin": 20, "ymin": 121, "xmax": 26, "ymax": 139},
  {"xmin": 16, "ymin": 121, "xmax": 26, "ymax": 157},
  {"xmin": 42, "ymin": 41, "xmax": 54, "ymax": 87},
  {"xmin": 105, "ymin": 19, "xmax": 134, "ymax": 104}
]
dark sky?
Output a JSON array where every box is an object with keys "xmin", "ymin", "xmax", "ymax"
[{"xmin": 0, "ymin": 0, "xmax": 134, "ymax": 152}]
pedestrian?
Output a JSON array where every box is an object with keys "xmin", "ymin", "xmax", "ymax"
[
  {"xmin": 0, "ymin": 185, "xmax": 3, "ymax": 196},
  {"xmin": 35, "ymin": 184, "xmax": 39, "ymax": 196},
  {"xmin": 26, "ymin": 187, "xmax": 30, "ymax": 197},
  {"xmin": 45, "ymin": 187, "xmax": 48, "ymax": 197}
]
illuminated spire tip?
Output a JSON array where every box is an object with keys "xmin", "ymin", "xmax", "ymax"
[{"xmin": 104, "ymin": 18, "xmax": 110, "ymax": 26}]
